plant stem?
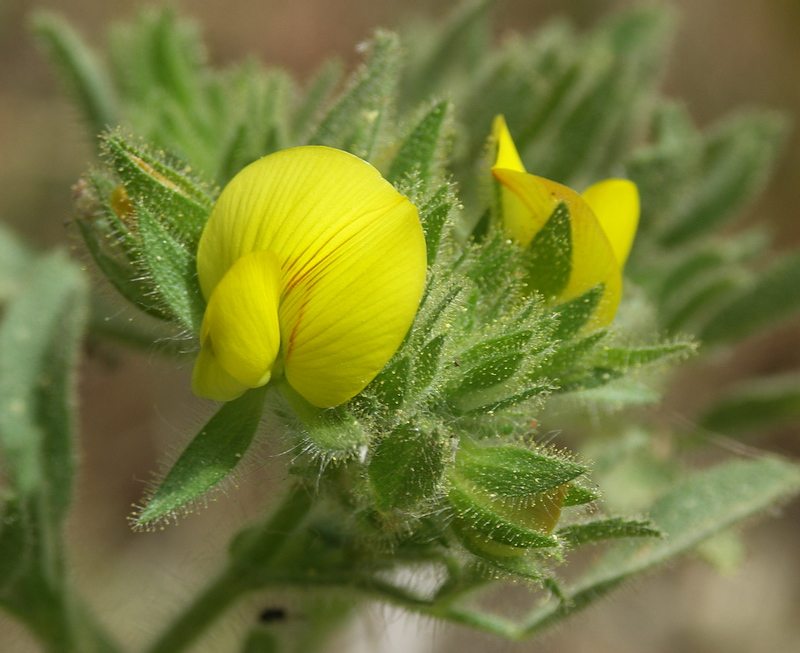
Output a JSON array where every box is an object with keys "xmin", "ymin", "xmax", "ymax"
[{"xmin": 146, "ymin": 486, "xmax": 313, "ymax": 653}]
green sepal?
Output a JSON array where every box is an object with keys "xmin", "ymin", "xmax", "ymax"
[
  {"xmin": 558, "ymin": 367, "xmax": 623, "ymax": 394},
  {"xmin": 448, "ymin": 484, "xmax": 560, "ymax": 551},
  {"xmin": 388, "ymin": 99, "xmax": 452, "ymax": 189},
  {"xmin": 446, "ymin": 353, "xmax": 526, "ymax": 413},
  {"xmin": 454, "ymin": 445, "xmax": 586, "ymax": 497},
  {"xmin": 367, "ymin": 355, "xmax": 411, "ymax": 414},
  {"xmin": 523, "ymin": 202, "xmax": 572, "ymax": 300},
  {"xmin": 460, "ymin": 330, "xmax": 536, "ymax": 367},
  {"xmin": 463, "ymin": 384, "xmax": 551, "ymax": 417},
  {"xmin": 593, "ymin": 341, "xmax": 696, "ymax": 369},
  {"xmin": 75, "ymin": 219, "xmax": 169, "ymax": 322},
  {"xmin": 133, "ymin": 386, "xmax": 268, "ymax": 528},
  {"xmin": 474, "ymin": 551, "xmax": 550, "ymax": 584},
  {"xmin": 368, "ymin": 424, "xmax": 448, "ymax": 512},
  {"xmin": 535, "ymin": 331, "xmax": 606, "ymax": 381},
  {"xmin": 558, "ymin": 517, "xmax": 661, "ymax": 548},
  {"xmin": 101, "ymin": 131, "xmax": 212, "ymax": 247},
  {"xmin": 279, "ymin": 381, "xmax": 369, "ymax": 461},
  {"xmin": 562, "ymin": 484, "xmax": 599, "ymax": 507},
  {"xmin": 551, "ymin": 284, "xmax": 604, "ymax": 340},
  {"xmin": 137, "ymin": 206, "xmax": 205, "ymax": 333},
  {"xmin": 414, "ymin": 276, "xmax": 465, "ymax": 341},
  {"xmin": 412, "ymin": 334, "xmax": 446, "ymax": 395},
  {"xmin": 410, "ymin": 182, "xmax": 457, "ymax": 267}
]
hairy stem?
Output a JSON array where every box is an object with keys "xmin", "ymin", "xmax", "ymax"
[{"xmin": 146, "ymin": 486, "xmax": 313, "ymax": 653}]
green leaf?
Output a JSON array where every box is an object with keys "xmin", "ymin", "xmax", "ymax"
[
  {"xmin": 0, "ymin": 253, "xmax": 118, "ymax": 653},
  {"xmin": 388, "ymin": 99, "xmax": 452, "ymax": 188},
  {"xmin": 0, "ymin": 224, "xmax": 33, "ymax": 304},
  {"xmin": 523, "ymin": 7, "xmax": 672, "ymax": 185},
  {"xmin": 368, "ymin": 424, "xmax": 447, "ymax": 512},
  {"xmin": 401, "ymin": 0, "xmax": 493, "ymax": 107},
  {"xmin": 293, "ymin": 59, "xmax": 343, "ymax": 139},
  {"xmin": 148, "ymin": 7, "xmax": 204, "ymax": 110},
  {"xmin": 134, "ymin": 387, "xmax": 268, "ymax": 528},
  {"xmin": 138, "ymin": 207, "xmax": 205, "ymax": 333},
  {"xmin": 626, "ymin": 102, "xmax": 702, "ymax": 237},
  {"xmin": 659, "ymin": 112, "xmax": 786, "ymax": 247},
  {"xmin": 524, "ymin": 203, "xmax": 572, "ymax": 299},
  {"xmin": 655, "ymin": 247, "xmax": 729, "ymax": 305},
  {"xmin": 664, "ymin": 274, "xmax": 743, "ymax": 334},
  {"xmin": 455, "ymin": 445, "xmax": 586, "ymax": 497},
  {"xmin": 522, "ymin": 456, "xmax": 800, "ymax": 635},
  {"xmin": 0, "ymin": 252, "xmax": 88, "ymax": 519},
  {"xmin": 309, "ymin": 30, "xmax": 401, "ymax": 156},
  {"xmin": 217, "ymin": 67, "xmax": 294, "ymax": 182},
  {"xmin": 31, "ymin": 11, "xmax": 118, "ymax": 137},
  {"xmin": 241, "ymin": 628, "xmax": 278, "ymax": 653},
  {"xmin": 558, "ymin": 517, "xmax": 660, "ymax": 548},
  {"xmin": 700, "ymin": 251, "xmax": 800, "ymax": 344},
  {"xmin": 699, "ymin": 372, "xmax": 800, "ymax": 436}
]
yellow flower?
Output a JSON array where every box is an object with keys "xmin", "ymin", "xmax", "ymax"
[
  {"xmin": 192, "ymin": 146, "xmax": 427, "ymax": 407},
  {"xmin": 491, "ymin": 115, "xmax": 639, "ymax": 328}
]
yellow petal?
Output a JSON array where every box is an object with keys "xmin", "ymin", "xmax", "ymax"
[
  {"xmin": 492, "ymin": 168, "xmax": 563, "ymax": 248},
  {"xmin": 196, "ymin": 146, "xmax": 427, "ymax": 408},
  {"xmin": 492, "ymin": 115, "xmax": 526, "ymax": 173},
  {"xmin": 492, "ymin": 169, "xmax": 622, "ymax": 328},
  {"xmin": 196, "ymin": 250, "xmax": 282, "ymax": 396},
  {"xmin": 191, "ymin": 345, "xmax": 250, "ymax": 402},
  {"xmin": 581, "ymin": 179, "xmax": 640, "ymax": 267}
]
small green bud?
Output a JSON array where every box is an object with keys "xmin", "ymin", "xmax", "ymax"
[{"xmin": 447, "ymin": 443, "xmax": 584, "ymax": 556}]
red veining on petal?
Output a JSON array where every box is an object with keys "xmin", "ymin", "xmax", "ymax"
[{"xmin": 284, "ymin": 285, "xmax": 312, "ymax": 364}]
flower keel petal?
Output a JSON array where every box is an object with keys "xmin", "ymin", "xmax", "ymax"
[{"xmin": 198, "ymin": 250, "xmax": 282, "ymax": 395}]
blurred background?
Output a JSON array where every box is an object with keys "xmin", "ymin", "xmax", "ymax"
[{"xmin": 1, "ymin": 1, "xmax": 799, "ymax": 651}]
